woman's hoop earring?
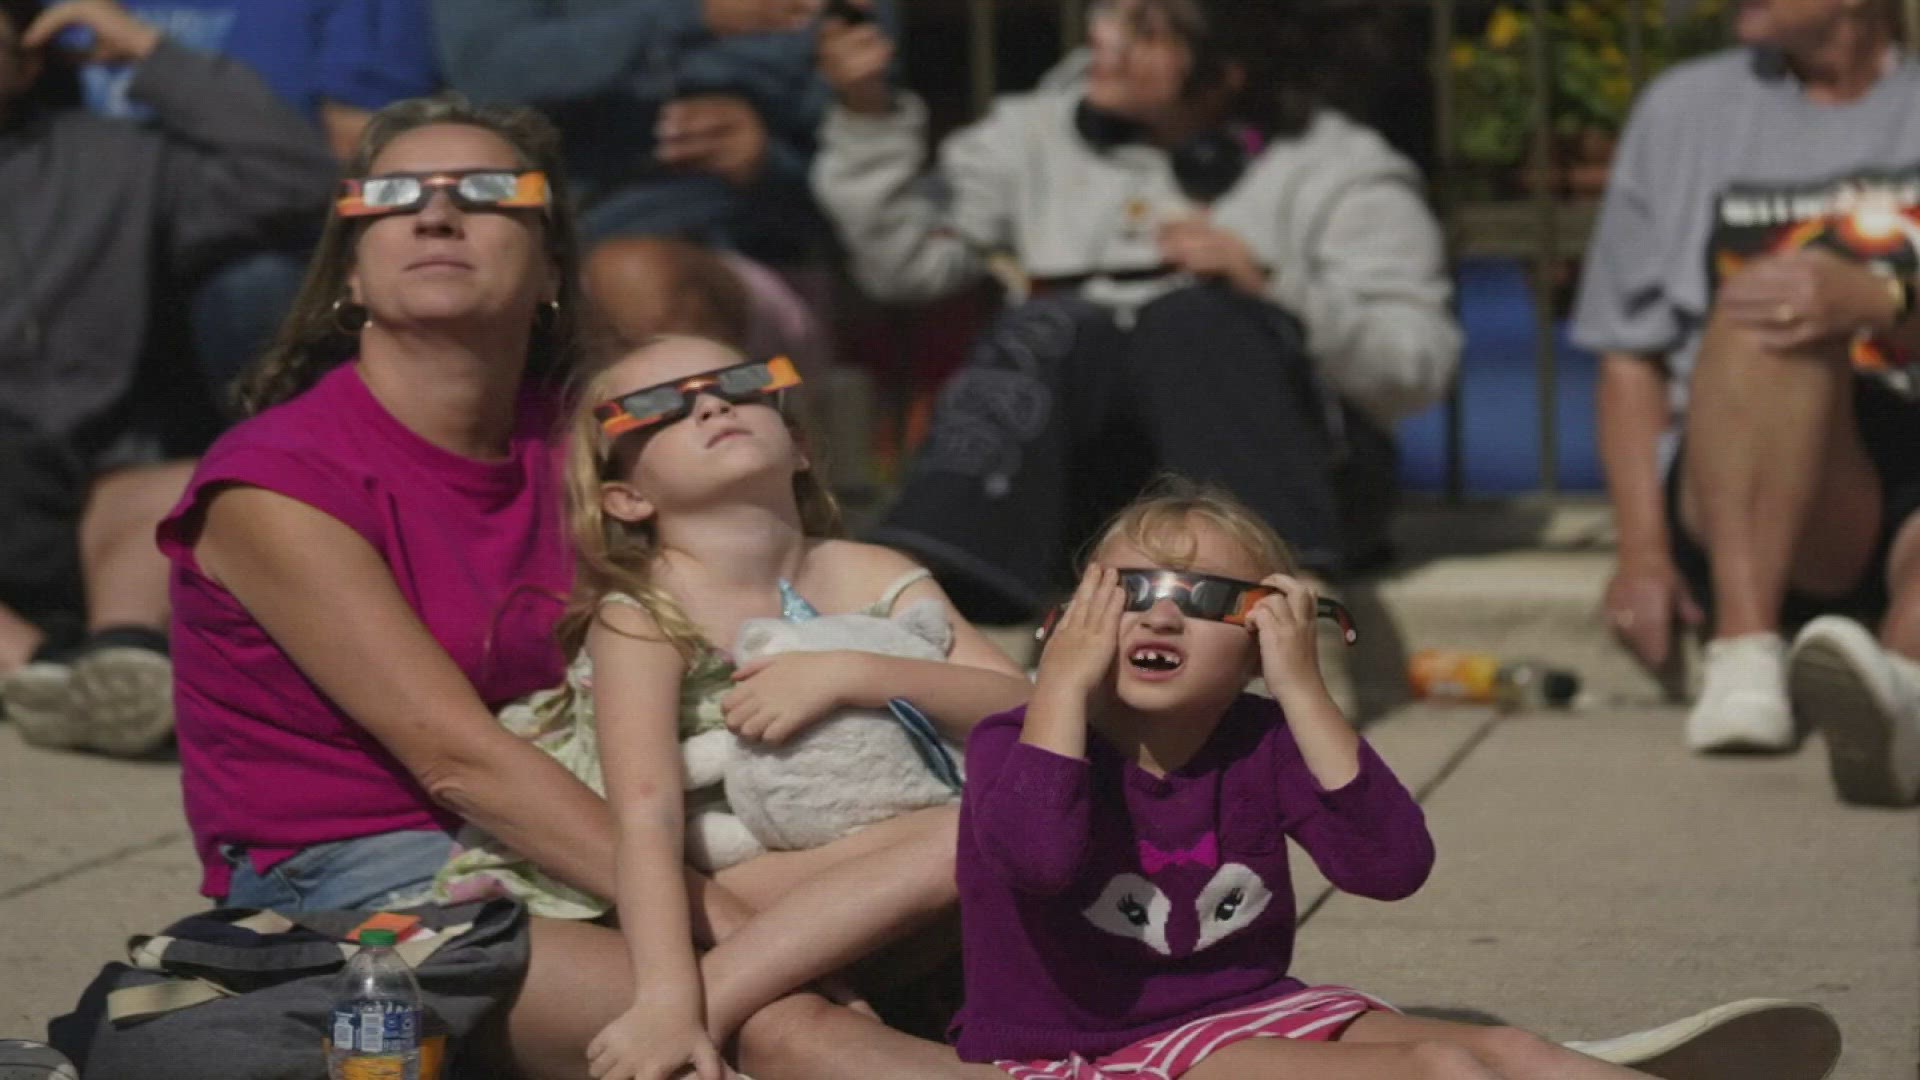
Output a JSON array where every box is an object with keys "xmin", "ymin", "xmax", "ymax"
[{"xmin": 331, "ymin": 297, "xmax": 371, "ymax": 334}]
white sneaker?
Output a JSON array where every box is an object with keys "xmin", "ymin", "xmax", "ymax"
[
  {"xmin": 0, "ymin": 661, "xmax": 84, "ymax": 750},
  {"xmin": 1686, "ymin": 634, "xmax": 1794, "ymax": 753},
  {"xmin": 67, "ymin": 629, "xmax": 174, "ymax": 759},
  {"xmin": 1789, "ymin": 615, "xmax": 1920, "ymax": 806},
  {"xmin": 1566, "ymin": 998, "xmax": 1840, "ymax": 1080}
]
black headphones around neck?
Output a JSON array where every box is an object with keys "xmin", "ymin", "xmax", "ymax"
[{"xmin": 1073, "ymin": 99, "xmax": 1259, "ymax": 205}]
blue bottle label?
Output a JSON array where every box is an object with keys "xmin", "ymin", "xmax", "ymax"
[{"xmin": 330, "ymin": 1000, "xmax": 420, "ymax": 1054}]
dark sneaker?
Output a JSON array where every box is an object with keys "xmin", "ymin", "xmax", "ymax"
[
  {"xmin": 0, "ymin": 1039, "xmax": 79, "ymax": 1080},
  {"xmin": 1567, "ymin": 999, "xmax": 1840, "ymax": 1080}
]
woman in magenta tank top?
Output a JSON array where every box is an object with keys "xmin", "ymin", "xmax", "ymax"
[{"xmin": 154, "ymin": 92, "xmax": 1014, "ymax": 1080}]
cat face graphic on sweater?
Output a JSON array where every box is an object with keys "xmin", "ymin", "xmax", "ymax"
[{"xmin": 1083, "ymin": 841, "xmax": 1274, "ymax": 957}]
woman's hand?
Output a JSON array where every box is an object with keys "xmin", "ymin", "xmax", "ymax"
[
  {"xmin": 1603, "ymin": 555, "xmax": 1703, "ymax": 671},
  {"xmin": 1247, "ymin": 575, "xmax": 1326, "ymax": 703},
  {"xmin": 817, "ymin": 1, "xmax": 894, "ymax": 116},
  {"xmin": 722, "ymin": 651, "xmax": 862, "ymax": 744},
  {"xmin": 1159, "ymin": 215, "xmax": 1267, "ymax": 297},
  {"xmin": 1033, "ymin": 564, "xmax": 1125, "ymax": 707},
  {"xmin": 1717, "ymin": 248, "xmax": 1901, "ymax": 351},
  {"xmin": 23, "ymin": 0, "xmax": 161, "ymax": 62},
  {"xmin": 587, "ymin": 1003, "xmax": 730, "ymax": 1080},
  {"xmin": 656, "ymin": 95, "xmax": 770, "ymax": 189}
]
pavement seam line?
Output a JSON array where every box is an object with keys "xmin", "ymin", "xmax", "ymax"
[
  {"xmin": 1295, "ymin": 711, "xmax": 1507, "ymax": 928},
  {"xmin": 0, "ymin": 830, "xmax": 188, "ymax": 901}
]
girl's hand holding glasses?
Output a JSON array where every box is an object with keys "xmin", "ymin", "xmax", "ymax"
[
  {"xmin": 1246, "ymin": 574, "xmax": 1326, "ymax": 702},
  {"xmin": 1033, "ymin": 564, "xmax": 1125, "ymax": 706}
]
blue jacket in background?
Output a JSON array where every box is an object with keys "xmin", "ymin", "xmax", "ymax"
[
  {"xmin": 83, "ymin": 0, "xmax": 439, "ymax": 121},
  {"xmin": 431, "ymin": 0, "xmax": 896, "ymax": 261}
]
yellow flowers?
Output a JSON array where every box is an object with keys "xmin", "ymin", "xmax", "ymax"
[
  {"xmin": 1450, "ymin": 0, "xmax": 1728, "ymax": 168},
  {"xmin": 1485, "ymin": 6, "xmax": 1524, "ymax": 49},
  {"xmin": 1566, "ymin": 2, "xmax": 1604, "ymax": 37}
]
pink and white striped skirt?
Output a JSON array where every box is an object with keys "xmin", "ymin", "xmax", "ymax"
[{"xmin": 993, "ymin": 986, "xmax": 1397, "ymax": 1080}]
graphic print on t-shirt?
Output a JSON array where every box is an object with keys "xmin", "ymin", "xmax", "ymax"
[
  {"xmin": 1083, "ymin": 848, "xmax": 1275, "ymax": 958},
  {"xmin": 1709, "ymin": 167, "xmax": 1920, "ymax": 379}
]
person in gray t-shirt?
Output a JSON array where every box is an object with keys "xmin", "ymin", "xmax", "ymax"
[{"xmin": 1572, "ymin": 0, "xmax": 1920, "ymax": 804}]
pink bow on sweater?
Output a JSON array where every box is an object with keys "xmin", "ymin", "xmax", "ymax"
[{"xmin": 1139, "ymin": 833, "xmax": 1219, "ymax": 875}]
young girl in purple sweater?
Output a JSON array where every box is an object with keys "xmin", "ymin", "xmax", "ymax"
[{"xmin": 953, "ymin": 479, "xmax": 1836, "ymax": 1080}]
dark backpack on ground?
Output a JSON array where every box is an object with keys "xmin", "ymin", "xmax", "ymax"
[{"xmin": 47, "ymin": 900, "xmax": 528, "ymax": 1080}]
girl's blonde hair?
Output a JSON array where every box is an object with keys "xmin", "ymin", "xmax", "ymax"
[
  {"xmin": 554, "ymin": 334, "xmax": 844, "ymax": 662},
  {"xmin": 1087, "ymin": 475, "xmax": 1299, "ymax": 580}
]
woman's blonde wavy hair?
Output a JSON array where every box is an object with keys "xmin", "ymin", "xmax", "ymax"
[{"xmin": 553, "ymin": 335, "xmax": 844, "ymax": 663}]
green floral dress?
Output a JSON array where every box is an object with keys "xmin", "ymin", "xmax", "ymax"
[{"xmin": 432, "ymin": 570, "xmax": 930, "ymax": 919}]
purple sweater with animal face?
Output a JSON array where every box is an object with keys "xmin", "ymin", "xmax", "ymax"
[{"xmin": 952, "ymin": 695, "xmax": 1435, "ymax": 1063}]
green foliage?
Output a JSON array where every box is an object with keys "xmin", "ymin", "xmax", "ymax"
[{"xmin": 1450, "ymin": 0, "xmax": 1728, "ymax": 167}]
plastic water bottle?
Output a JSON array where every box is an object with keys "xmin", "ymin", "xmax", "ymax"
[
  {"xmin": 1408, "ymin": 649, "xmax": 1581, "ymax": 710},
  {"xmin": 327, "ymin": 929, "xmax": 422, "ymax": 1080}
]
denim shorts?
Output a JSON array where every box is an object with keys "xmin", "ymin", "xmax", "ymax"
[{"xmin": 220, "ymin": 830, "xmax": 456, "ymax": 913}]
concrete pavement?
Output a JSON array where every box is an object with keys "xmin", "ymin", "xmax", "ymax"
[{"xmin": 2, "ymin": 700, "xmax": 1913, "ymax": 1076}]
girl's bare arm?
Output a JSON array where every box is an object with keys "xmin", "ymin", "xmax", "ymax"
[{"xmin": 590, "ymin": 606, "xmax": 713, "ymax": 1043}]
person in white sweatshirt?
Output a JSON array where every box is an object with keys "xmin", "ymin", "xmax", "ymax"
[{"xmin": 813, "ymin": 0, "xmax": 1460, "ymax": 623}]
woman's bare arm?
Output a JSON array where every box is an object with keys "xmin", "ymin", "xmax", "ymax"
[{"xmin": 193, "ymin": 486, "xmax": 755, "ymax": 937}]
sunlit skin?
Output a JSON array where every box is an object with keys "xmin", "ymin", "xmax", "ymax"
[
  {"xmin": 347, "ymin": 123, "xmax": 553, "ymax": 335},
  {"xmin": 1093, "ymin": 527, "xmax": 1265, "ymax": 732},
  {"xmin": 595, "ymin": 339, "xmax": 807, "ymax": 532}
]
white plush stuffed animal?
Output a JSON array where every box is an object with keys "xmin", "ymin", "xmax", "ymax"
[{"xmin": 680, "ymin": 600, "xmax": 965, "ymax": 873}]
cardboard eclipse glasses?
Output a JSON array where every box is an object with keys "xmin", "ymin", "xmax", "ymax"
[
  {"xmin": 594, "ymin": 356, "xmax": 802, "ymax": 439},
  {"xmin": 1038, "ymin": 568, "xmax": 1358, "ymax": 645},
  {"xmin": 337, "ymin": 169, "xmax": 551, "ymax": 219}
]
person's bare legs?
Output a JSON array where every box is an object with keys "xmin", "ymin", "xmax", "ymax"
[
  {"xmin": 0, "ymin": 601, "xmax": 44, "ymax": 678},
  {"xmin": 1180, "ymin": 1012, "xmax": 1664, "ymax": 1080},
  {"xmin": 700, "ymin": 806, "xmax": 959, "ymax": 1039},
  {"xmin": 736, "ymin": 993, "xmax": 1004, "ymax": 1080},
  {"xmin": 503, "ymin": 918, "xmax": 998, "ymax": 1080},
  {"xmin": 1178, "ymin": 1030, "xmax": 1500, "ymax": 1080},
  {"xmin": 79, "ymin": 461, "xmax": 193, "ymax": 633},
  {"xmin": 1677, "ymin": 314, "xmax": 1880, "ymax": 749},
  {"xmin": 1680, "ymin": 317, "xmax": 1881, "ymax": 637},
  {"xmin": 1340, "ymin": 1013, "xmax": 1656, "ymax": 1078}
]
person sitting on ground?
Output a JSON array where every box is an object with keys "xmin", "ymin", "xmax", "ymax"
[
  {"xmin": 812, "ymin": 0, "xmax": 1460, "ymax": 625},
  {"xmin": 152, "ymin": 92, "xmax": 1046, "ymax": 1080},
  {"xmin": 1575, "ymin": 0, "xmax": 1920, "ymax": 804},
  {"xmin": 954, "ymin": 476, "xmax": 1843, "ymax": 1080},
  {"xmin": 438, "ymin": 0, "xmax": 878, "ymax": 500},
  {"xmin": 0, "ymin": 0, "xmax": 334, "ymax": 757},
  {"xmin": 77, "ymin": 0, "xmax": 441, "ymax": 396},
  {"xmin": 585, "ymin": 236, "xmax": 830, "ymax": 378},
  {"xmin": 432, "ymin": 0, "xmax": 890, "ymax": 356},
  {"xmin": 435, "ymin": 334, "xmax": 1030, "ymax": 1078}
]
